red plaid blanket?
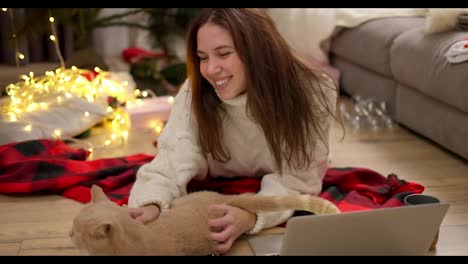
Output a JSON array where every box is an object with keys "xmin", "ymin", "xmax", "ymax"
[{"xmin": 0, "ymin": 139, "xmax": 424, "ymax": 212}]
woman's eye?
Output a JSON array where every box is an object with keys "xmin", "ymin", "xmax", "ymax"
[{"xmin": 220, "ymin": 52, "xmax": 231, "ymax": 57}]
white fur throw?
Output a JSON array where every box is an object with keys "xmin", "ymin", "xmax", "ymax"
[{"xmin": 425, "ymin": 8, "xmax": 468, "ymax": 34}]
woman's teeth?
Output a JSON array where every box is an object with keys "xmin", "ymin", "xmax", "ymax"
[{"xmin": 215, "ymin": 77, "xmax": 230, "ymax": 86}]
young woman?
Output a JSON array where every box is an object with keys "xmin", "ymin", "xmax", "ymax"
[{"xmin": 127, "ymin": 8, "xmax": 339, "ymax": 255}]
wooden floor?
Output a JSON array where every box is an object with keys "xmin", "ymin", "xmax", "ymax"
[{"xmin": 1, "ymin": 96, "xmax": 467, "ymax": 255}]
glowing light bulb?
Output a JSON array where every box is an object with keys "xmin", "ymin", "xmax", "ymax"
[
  {"xmin": 54, "ymin": 129, "xmax": 62, "ymax": 138},
  {"xmin": 168, "ymin": 96, "xmax": 174, "ymax": 104},
  {"xmin": 155, "ymin": 125, "xmax": 163, "ymax": 134}
]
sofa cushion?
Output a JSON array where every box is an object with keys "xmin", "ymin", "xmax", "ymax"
[
  {"xmin": 331, "ymin": 56, "xmax": 397, "ymax": 116},
  {"xmin": 331, "ymin": 17, "xmax": 425, "ymax": 78},
  {"xmin": 391, "ymin": 28, "xmax": 468, "ymax": 113},
  {"xmin": 396, "ymin": 84, "xmax": 468, "ymax": 160}
]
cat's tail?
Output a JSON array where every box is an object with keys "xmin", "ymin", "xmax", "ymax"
[{"xmin": 227, "ymin": 194, "xmax": 340, "ymax": 215}]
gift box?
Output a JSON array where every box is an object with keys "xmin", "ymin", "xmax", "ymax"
[{"xmin": 125, "ymin": 96, "xmax": 173, "ymax": 129}]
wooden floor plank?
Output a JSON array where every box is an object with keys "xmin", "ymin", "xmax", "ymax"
[
  {"xmin": 18, "ymin": 249, "xmax": 83, "ymax": 256},
  {"xmin": 0, "ymin": 243, "xmax": 21, "ymax": 256},
  {"xmin": 0, "ymin": 221, "xmax": 75, "ymax": 242}
]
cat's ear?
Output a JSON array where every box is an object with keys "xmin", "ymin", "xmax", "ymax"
[
  {"xmin": 91, "ymin": 185, "xmax": 110, "ymax": 203},
  {"xmin": 93, "ymin": 223, "xmax": 113, "ymax": 239}
]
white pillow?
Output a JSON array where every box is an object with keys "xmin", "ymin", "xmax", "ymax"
[
  {"xmin": 425, "ymin": 8, "xmax": 468, "ymax": 34},
  {"xmin": 0, "ymin": 95, "xmax": 107, "ymax": 146}
]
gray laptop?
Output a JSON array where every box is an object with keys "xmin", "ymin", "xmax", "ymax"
[{"xmin": 248, "ymin": 202, "xmax": 449, "ymax": 256}]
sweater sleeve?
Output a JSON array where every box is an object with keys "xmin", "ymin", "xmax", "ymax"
[
  {"xmin": 247, "ymin": 76, "xmax": 338, "ymax": 234},
  {"xmin": 128, "ymin": 80, "xmax": 208, "ymax": 210}
]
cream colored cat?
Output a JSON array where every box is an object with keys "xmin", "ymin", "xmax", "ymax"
[{"xmin": 70, "ymin": 185, "xmax": 340, "ymax": 256}]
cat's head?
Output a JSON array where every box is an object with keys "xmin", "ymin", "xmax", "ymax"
[{"xmin": 70, "ymin": 185, "xmax": 130, "ymax": 255}]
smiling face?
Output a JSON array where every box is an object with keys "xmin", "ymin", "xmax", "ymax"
[{"xmin": 197, "ymin": 22, "xmax": 247, "ymax": 100}]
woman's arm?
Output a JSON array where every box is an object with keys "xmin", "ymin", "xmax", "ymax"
[{"xmin": 128, "ymin": 80, "xmax": 209, "ymax": 211}]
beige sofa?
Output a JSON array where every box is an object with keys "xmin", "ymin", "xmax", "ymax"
[{"xmin": 330, "ymin": 16, "xmax": 468, "ymax": 160}]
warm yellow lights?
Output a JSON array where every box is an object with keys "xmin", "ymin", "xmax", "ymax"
[
  {"xmin": 155, "ymin": 125, "xmax": 163, "ymax": 134},
  {"xmin": 54, "ymin": 129, "xmax": 62, "ymax": 138},
  {"xmin": 47, "ymin": 12, "xmax": 65, "ymax": 69},
  {"xmin": 168, "ymin": 96, "xmax": 174, "ymax": 104},
  {"xmin": 7, "ymin": 112, "xmax": 17, "ymax": 122},
  {"xmin": 1, "ymin": 8, "xmax": 168, "ymax": 154},
  {"xmin": 150, "ymin": 120, "xmax": 165, "ymax": 135},
  {"xmin": 1, "ymin": 66, "xmax": 146, "ymax": 150}
]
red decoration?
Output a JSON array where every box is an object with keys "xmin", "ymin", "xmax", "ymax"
[
  {"xmin": 122, "ymin": 47, "xmax": 165, "ymax": 63},
  {"xmin": 81, "ymin": 70, "xmax": 99, "ymax": 82}
]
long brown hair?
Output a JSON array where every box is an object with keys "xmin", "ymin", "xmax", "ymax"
[{"xmin": 186, "ymin": 8, "xmax": 338, "ymax": 173}]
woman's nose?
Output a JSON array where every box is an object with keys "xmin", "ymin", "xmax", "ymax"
[{"xmin": 206, "ymin": 60, "xmax": 222, "ymax": 76}]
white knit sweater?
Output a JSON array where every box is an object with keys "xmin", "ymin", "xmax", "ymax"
[{"xmin": 128, "ymin": 77, "xmax": 337, "ymax": 234}]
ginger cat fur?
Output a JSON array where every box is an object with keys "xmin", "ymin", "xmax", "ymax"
[{"xmin": 70, "ymin": 185, "xmax": 340, "ymax": 256}]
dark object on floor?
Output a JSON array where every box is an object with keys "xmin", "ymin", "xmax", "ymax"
[{"xmin": 292, "ymin": 210, "xmax": 315, "ymax": 217}]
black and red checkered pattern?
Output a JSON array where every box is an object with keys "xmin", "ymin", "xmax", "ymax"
[
  {"xmin": 0, "ymin": 139, "xmax": 153, "ymax": 205},
  {"xmin": 0, "ymin": 139, "xmax": 424, "ymax": 211}
]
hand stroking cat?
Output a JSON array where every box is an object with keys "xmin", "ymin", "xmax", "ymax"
[{"xmin": 70, "ymin": 185, "xmax": 340, "ymax": 256}]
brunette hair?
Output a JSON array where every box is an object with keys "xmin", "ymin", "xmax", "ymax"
[{"xmin": 186, "ymin": 8, "xmax": 338, "ymax": 172}]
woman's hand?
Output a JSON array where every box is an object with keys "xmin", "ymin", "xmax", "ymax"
[
  {"xmin": 207, "ymin": 204, "xmax": 257, "ymax": 255},
  {"xmin": 128, "ymin": 204, "xmax": 161, "ymax": 224}
]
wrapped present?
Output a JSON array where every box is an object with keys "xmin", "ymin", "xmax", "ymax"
[{"xmin": 125, "ymin": 96, "xmax": 173, "ymax": 129}]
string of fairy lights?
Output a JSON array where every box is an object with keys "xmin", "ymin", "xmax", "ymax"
[{"xmin": 1, "ymin": 8, "xmax": 173, "ymax": 155}]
